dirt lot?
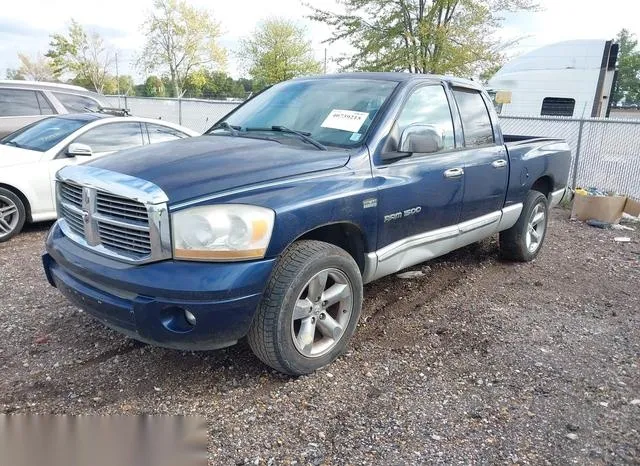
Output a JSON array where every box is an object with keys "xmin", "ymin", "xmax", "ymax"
[{"xmin": 0, "ymin": 208, "xmax": 638, "ymax": 465}]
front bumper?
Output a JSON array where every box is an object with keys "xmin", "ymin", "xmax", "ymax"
[{"xmin": 43, "ymin": 222, "xmax": 276, "ymax": 350}]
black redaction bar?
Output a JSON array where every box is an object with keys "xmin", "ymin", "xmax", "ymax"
[{"xmin": 0, "ymin": 415, "xmax": 208, "ymax": 466}]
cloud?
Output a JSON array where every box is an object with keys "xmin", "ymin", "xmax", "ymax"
[
  {"xmin": 2, "ymin": 0, "xmax": 640, "ymax": 81},
  {"xmin": 0, "ymin": 18, "xmax": 49, "ymax": 39}
]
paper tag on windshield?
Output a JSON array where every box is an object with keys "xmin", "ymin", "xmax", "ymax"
[{"xmin": 321, "ymin": 109, "xmax": 369, "ymax": 133}]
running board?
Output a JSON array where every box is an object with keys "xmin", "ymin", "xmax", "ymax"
[{"xmin": 362, "ymin": 203, "xmax": 523, "ymax": 283}]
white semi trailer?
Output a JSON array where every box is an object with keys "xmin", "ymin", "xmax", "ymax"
[{"xmin": 488, "ymin": 40, "xmax": 618, "ymax": 118}]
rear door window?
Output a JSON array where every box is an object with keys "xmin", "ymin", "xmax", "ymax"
[
  {"xmin": 74, "ymin": 122, "xmax": 145, "ymax": 153},
  {"xmin": 52, "ymin": 92, "xmax": 102, "ymax": 113},
  {"xmin": 36, "ymin": 92, "xmax": 55, "ymax": 115},
  {"xmin": 0, "ymin": 89, "xmax": 43, "ymax": 116},
  {"xmin": 146, "ymin": 123, "xmax": 190, "ymax": 143},
  {"xmin": 453, "ymin": 89, "xmax": 495, "ymax": 147}
]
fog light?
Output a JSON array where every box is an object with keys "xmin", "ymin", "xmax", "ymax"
[{"xmin": 184, "ymin": 309, "xmax": 196, "ymax": 326}]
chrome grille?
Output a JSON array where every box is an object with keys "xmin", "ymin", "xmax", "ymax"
[
  {"xmin": 59, "ymin": 202, "xmax": 84, "ymax": 236},
  {"xmin": 59, "ymin": 183, "xmax": 83, "ymax": 209},
  {"xmin": 97, "ymin": 223, "xmax": 152, "ymax": 255},
  {"xmin": 55, "ymin": 165, "xmax": 171, "ymax": 265},
  {"xmin": 96, "ymin": 192, "xmax": 149, "ymax": 222}
]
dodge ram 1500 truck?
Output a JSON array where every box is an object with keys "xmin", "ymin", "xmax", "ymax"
[{"xmin": 43, "ymin": 73, "xmax": 571, "ymax": 375}]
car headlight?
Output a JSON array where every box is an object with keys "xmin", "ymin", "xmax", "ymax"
[{"xmin": 171, "ymin": 204, "xmax": 275, "ymax": 261}]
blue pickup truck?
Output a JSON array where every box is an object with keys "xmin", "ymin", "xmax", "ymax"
[{"xmin": 43, "ymin": 73, "xmax": 571, "ymax": 375}]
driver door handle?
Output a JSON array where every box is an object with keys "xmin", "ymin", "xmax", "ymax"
[
  {"xmin": 492, "ymin": 159, "xmax": 508, "ymax": 168},
  {"xmin": 443, "ymin": 167, "xmax": 464, "ymax": 179}
]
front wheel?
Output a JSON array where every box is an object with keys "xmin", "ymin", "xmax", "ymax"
[
  {"xmin": 248, "ymin": 240, "xmax": 363, "ymax": 375},
  {"xmin": 499, "ymin": 190, "xmax": 549, "ymax": 262},
  {"xmin": 0, "ymin": 187, "xmax": 26, "ymax": 243}
]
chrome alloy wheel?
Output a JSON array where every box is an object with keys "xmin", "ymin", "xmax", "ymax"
[
  {"xmin": 291, "ymin": 268, "xmax": 354, "ymax": 357},
  {"xmin": 0, "ymin": 194, "xmax": 19, "ymax": 240},
  {"xmin": 526, "ymin": 202, "xmax": 546, "ymax": 253}
]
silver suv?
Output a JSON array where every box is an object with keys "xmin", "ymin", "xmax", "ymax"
[{"xmin": 0, "ymin": 80, "xmax": 107, "ymax": 137}]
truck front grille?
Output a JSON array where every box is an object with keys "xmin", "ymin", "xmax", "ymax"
[
  {"xmin": 59, "ymin": 183, "xmax": 83, "ymax": 209},
  {"xmin": 55, "ymin": 166, "xmax": 171, "ymax": 265},
  {"xmin": 59, "ymin": 202, "xmax": 85, "ymax": 237},
  {"xmin": 96, "ymin": 192, "xmax": 149, "ymax": 222},
  {"xmin": 97, "ymin": 223, "xmax": 152, "ymax": 256}
]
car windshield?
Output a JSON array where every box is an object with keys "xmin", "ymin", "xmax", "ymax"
[
  {"xmin": 0, "ymin": 117, "xmax": 89, "ymax": 152},
  {"xmin": 208, "ymin": 78, "xmax": 398, "ymax": 148}
]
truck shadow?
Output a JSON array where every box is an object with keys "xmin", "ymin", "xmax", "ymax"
[
  {"xmin": 356, "ymin": 238, "xmax": 500, "ymax": 349},
  {"xmin": 5, "ymin": 237, "xmax": 505, "ymax": 412}
]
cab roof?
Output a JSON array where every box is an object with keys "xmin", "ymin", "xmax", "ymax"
[{"xmin": 295, "ymin": 72, "xmax": 484, "ymax": 91}]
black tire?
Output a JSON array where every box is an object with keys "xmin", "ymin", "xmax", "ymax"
[
  {"xmin": 0, "ymin": 187, "xmax": 26, "ymax": 243},
  {"xmin": 248, "ymin": 240, "xmax": 363, "ymax": 375},
  {"xmin": 499, "ymin": 190, "xmax": 549, "ymax": 262}
]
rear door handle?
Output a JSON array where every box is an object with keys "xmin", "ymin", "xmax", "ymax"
[
  {"xmin": 443, "ymin": 167, "xmax": 464, "ymax": 179},
  {"xmin": 491, "ymin": 159, "xmax": 508, "ymax": 168}
]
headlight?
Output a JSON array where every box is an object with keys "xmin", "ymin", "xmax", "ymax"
[{"xmin": 171, "ymin": 204, "xmax": 275, "ymax": 261}]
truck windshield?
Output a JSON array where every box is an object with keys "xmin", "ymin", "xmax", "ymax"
[
  {"xmin": 208, "ymin": 78, "xmax": 398, "ymax": 148},
  {"xmin": 0, "ymin": 117, "xmax": 89, "ymax": 152}
]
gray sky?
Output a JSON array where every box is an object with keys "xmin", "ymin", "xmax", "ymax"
[{"xmin": 1, "ymin": 0, "xmax": 639, "ymax": 82}]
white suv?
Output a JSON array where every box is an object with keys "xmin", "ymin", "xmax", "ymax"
[{"xmin": 0, "ymin": 80, "xmax": 107, "ymax": 138}]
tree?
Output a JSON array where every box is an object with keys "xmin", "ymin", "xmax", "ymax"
[
  {"xmin": 46, "ymin": 19, "xmax": 114, "ymax": 93},
  {"xmin": 237, "ymin": 78, "xmax": 255, "ymax": 93},
  {"xmin": 308, "ymin": 0, "xmax": 537, "ymax": 76},
  {"xmin": 183, "ymin": 69, "xmax": 248, "ymax": 99},
  {"xmin": 184, "ymin": 69, "xmax": 208, "ymax": 97},
  {"xmin": 118, "ymin": 75, "xmax": 136, "ymax": 96},
  {"xmin": 239, "ymin": 18, "xmax": 321, "ymax": 86},
  {"xmin": 479, "ymin": 62, "xmax": 503, "ymax": 83},
  {"xmin": 5, "ymin": 68, "xmax": 24, "ymax": 80},
  {"xmin": 143, "ymin": 76, "xmax": 166, "ymax": 97},
  {"xmin": 139, "ymin": 0, "xmax": 226, "ymax": 97},
  {"xmin": 612, "ymin": 29, "xmax": 640, "ymax": 104},
  {"xmin": 8, "ymin": 53, "xmax": 55, "ymax": 81},
  {"xmin": 200, "ymin": 72, "xmax": 246, "ymax": 99}
]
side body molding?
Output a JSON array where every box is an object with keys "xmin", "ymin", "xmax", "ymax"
[{"xmin": 362, "ymin": 203, "xmax": 523, "ymax": 283}]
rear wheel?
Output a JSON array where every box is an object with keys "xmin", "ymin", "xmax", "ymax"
[
  {"xmin": 0, "ymin": 188, "xmax": 26, "ymax": 243},
  {"xmin": 248, "ymin": 240, "xmax": 363, "ymax": 375},
  {"xmin": 499, "ymin": 190, "xmax": 549, "ymax": 262}
]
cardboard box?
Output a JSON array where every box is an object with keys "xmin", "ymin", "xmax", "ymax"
[
  {"xmin": 624, "ymin": 197, "xmax": 640, "ymax": 217},
  {"xmin": 571, "ymin": 193, "xmax": 627, "ymax": 223}
]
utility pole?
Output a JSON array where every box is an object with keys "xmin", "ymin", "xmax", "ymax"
[
  {"xmin": 324, "ymin": 48, "xmax": 327, "ymax": 74},
  {"xmin": 115, "ymin": 52, "xmax": 121, "ymax": 107}
]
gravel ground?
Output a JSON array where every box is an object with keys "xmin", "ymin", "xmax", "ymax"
[{"xmin": 0, "ymin": 208, "xmax": 638, "ymax": 465}]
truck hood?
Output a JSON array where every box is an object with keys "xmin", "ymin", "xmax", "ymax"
[
  {"xmin": 87, "ymin": 135, "xmax": 350, "ymax": 205},
  {"xmin": 0, "ymin": 144, "xmax": 42, "ymax": 167}
]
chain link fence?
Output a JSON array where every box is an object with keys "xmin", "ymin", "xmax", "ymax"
[
  {"xmin": 103, "ymin": 95, "xmax": 241, "ymax": 134},
  {"xmin": 501, "ymin": 116, "xmax": 640, "ymax": 198},
  {"xmin": 103, "ymin": 95, "xmax": 639, "ymax": 198}
]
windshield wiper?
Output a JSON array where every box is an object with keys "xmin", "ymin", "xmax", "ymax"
[
  {"xmin": 208, "ymin": 121, "xmax": 241, "ymax": 136},
  {"xmin": 245, "ymin": 126, "xmax": 327, "ymax": 150},
  {"xmin": 3, "ymin": 141, "xmax": 22, "ymax": 148}
]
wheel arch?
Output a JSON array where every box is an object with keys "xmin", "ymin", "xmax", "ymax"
[
  {"xmin": 530, "ymin": 175, "xmax": 554, "ymax": 198},
  {"xmin": 0, "ymin": 183, "xmax": 32, "ymax": 222},
  {"xmin": 291, "ymin": 222, "xmax": 368, "ymax": 274}
]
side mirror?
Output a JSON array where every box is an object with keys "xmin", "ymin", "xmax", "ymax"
[
  {"xmin": 67, "ymin": 143, "xmax": 93, "ymax": 157},
  {"xmin": 398, "ymin": 124, "xmax": 444, "ymax": 154}
]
